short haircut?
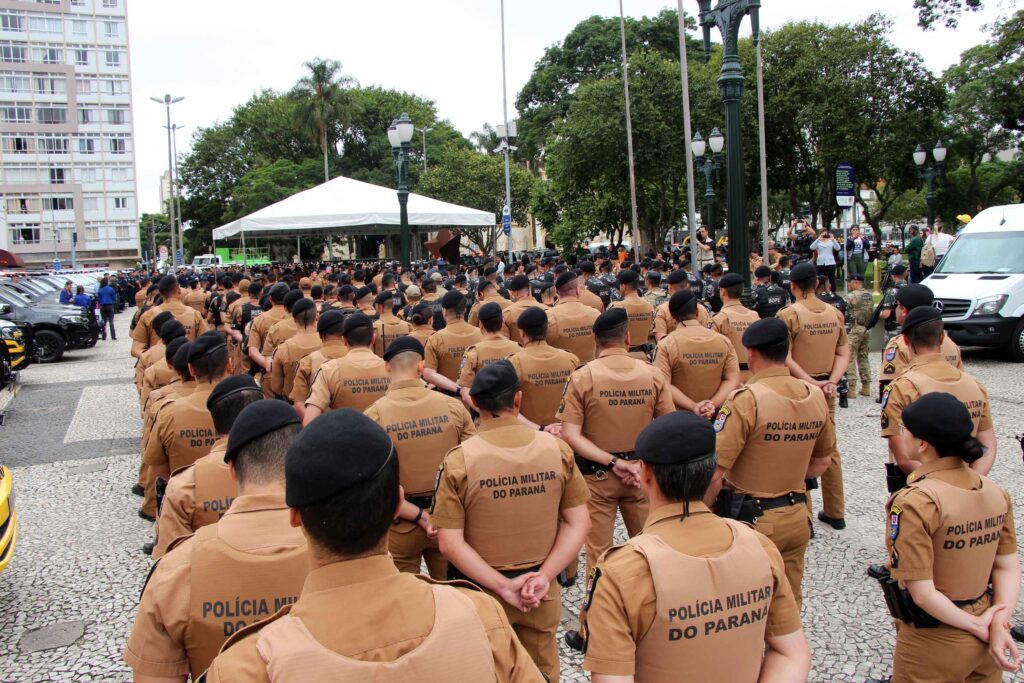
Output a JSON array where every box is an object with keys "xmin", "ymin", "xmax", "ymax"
[
  {"xmin": 906, "ymin": 318, "xmax": 944, "ymax": 350},
  {"xmin": 387, "ymin": 351, "xmax": 421, "ymax": 373},
  {"xmin": 595, "ymin": 324, "xmax": 628, "ymax": 347},
  {"xmin": 343, "ymin": 324, "xmax": 374, "ymax": 347},
  {"xmin": 210, "ymin": 391, "xmax": 263, "ymax": 435},
  {"xmin": 481, "ymin": 312, "xmax": 503, "ymax": 334},
  {"xmin": 190, "ymin": 345, "xmax": 230, "ymax": 381},
  {"xmin": 522, "ymin": 320, "xmax": 548, "ymax": 342},
  {"xmin": 651, "ymin": 455, "xmax": 716, "ymax": 502},
  {"xmin": 294, "ymin": 306, "xmax": 317, "ymax": 327},
  {"xmin": 311, "ymin": 285, "xmax": 323, "ymax": 299},
  {"xmin": 234, "ymin": 423, "xmax": 300, "ymax": 485},
  {"xmin": 298, "ymin": 454, "xmax": 399, "ymax": 557},
  {"xmin": 448, "ymin": 300, "xmax": 467, "ymax": 318},
  {"xmin": 722, "ymin": 282, "xmax": 743, "ymax": 299},
  {"xmin": 474, "ymin": 386, "xmax": 518, "ymax": 415},
  {"xmin": 752, "ymin": 337, "xmax": 790, "ymax": 364}
]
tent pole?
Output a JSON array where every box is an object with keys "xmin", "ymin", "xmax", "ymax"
[
  {"xmin": 296, "ymin": 235, "xmax": 301, "ymax": 263},
  {"xmin": 241, "ymin": 229, "xmax": 247, "ymax": 267}
]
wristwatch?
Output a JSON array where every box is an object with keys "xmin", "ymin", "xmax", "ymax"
[{"xmin": 608, "ymin": 456, "xmax": 619, "ymax": 469}]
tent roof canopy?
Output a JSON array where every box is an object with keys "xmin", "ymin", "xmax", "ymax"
[{"xmin": 212, "ymin": 175, "xmax": 496, "ymax": 240}]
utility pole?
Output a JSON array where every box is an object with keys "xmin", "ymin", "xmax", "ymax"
[
  {"xmin": 151, "ymin": 94, "xmax": 184, "ymax": 267},
  {"xmin": 499, "ymin": 0, "xmax": 514, "ymax": 262},
  {"xmin": 618, "ymin": 0, "xmax": 641, "ymax": 260},
  {"xmin": 168, "ymin": 123, "xmax": 186, "ymax": 262},
  {"xmin": 677, "ymin": 0, "xmax": 700, "ymax": 267}
]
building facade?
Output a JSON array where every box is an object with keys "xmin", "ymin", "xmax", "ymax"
[{"xmin": 0, "ymin": 0, "xmax": 139, "ymax": 269}]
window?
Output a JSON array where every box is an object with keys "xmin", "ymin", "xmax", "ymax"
[
  {"xmin": 3, "ymin": 167, "xmax": 36, "ymax": 183},
  {"xmin": 109, "ymin": 166, "xmax": 128, "ymax": 181},
  {"xmin": 72, "ymin": 20, "xmax": 87, "ymax": 35},
  {"xmin": 84, "ymin": 225, "xmax": 99, "ymax": 240},
  {"xmin": 6, "ymin": 197, "xmax": 40, "ymax": 214},
  {"xmin": 110, "ymin": 137, "xmax": 125, "ymax": 154},
  {"xmin": 36, "ymin": 107, "xmax": 67, "ymax": 124},
  {"xmin": 1, "ymin": 105, "xmax": 31, "ymax": 123},
  {"xmin": 107, "ymin": 108, "xmax": 125, "ymax": 124},
  {"xmin": 1, "ymin": 44, "xmax": 26, "ymax": 63},
  {"xmin": 77, "ymin": 106, "xmax": 95, "ymax": 124},
  {"xmin": 77, "ymin": 167, "xmax": 97, "ymax": 182},
  {"xmin": 102, "ymin": 0, "xmax": 119, "ymax": 7},
  {"xmin": 75, "ymin": 77, "xmax": 92, "ymax": 93},
  {"xmin": 1, "ymin": 14, "xmax": 24, "ymax": 32},
  {"xmin": 49, "ymin": 167, "xmax": 65, "ymax": 184},
  {"xmin": 35, "ymin": 75, "xmax": 65, "ymax": 94},
  {"xmin": 115, "ymin": 223, "xmax": 130, "ymax": 239},
  {"xmin": 82, "ymin": 197, "xmax": 99, "ymax": 211},
  {"xmin": 103, "ymin": 21, "xmax": 118, "ymax": 38},
  {"xmin": 36, "ymin": 0, "xmax": 61, "ymax": 4},
  {"xmin": 105, "ymin": 78, "xmax": 127, "ymax": 95},
  {"xmin": 10, "ymin": 225, "xmax": 41, "ymax": 245},
  {"xmin": 74, "ymin": 49, "xmax": 88, "ymax": 66},
  {"xmin": 77, "ymin": 137, "xmax": 94, "ymax": 154},
  {"xmin": 103, "ymin": 50, "xmax": 120, "ymax": 67},
  {"xmin": 71, "ymin": 0, "xmax": 86, "ymax": 6},
  {"xmin": 2, "ymin": 136, "xmax": 32, "ymax": 153},
  {"xmin": 43, "ymin": 197, "xmax": 73, "ymax": 211},
  {"xmin": 113, "ymin": 196, "xmax": 128, "ymax": 209},
  {"xmin": 0, "ymin": 73, "xmax": 31, "ymax": 92},
  {"xmin": 29, "ymin": 17, "xmax": 62, "ymax": 33},
  {"xmin": 33, "ymin": 47, "xmax": 61, "ymax": 64},
  {"xmin": 38, "ymin": 136, "xmax": 68, "ymax": 152}
]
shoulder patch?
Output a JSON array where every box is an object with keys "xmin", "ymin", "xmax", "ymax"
[
  {"xmin": 883, "ymin": 362, "xmax": 896, "ymax": 375},
  {"xmin": 713, "ymin": 406, "xmax": 732, "ymax": 432},
  {"xmin": 889, "ymin": 503, "xmax": 903, "ymax": 543},
  {"xmin": 884, "ymin": 346, "xmax": 898, "ymax": 362},
  {"xmin": 880, "ymin": 384, "xmax": 892, "ymax": 410}
]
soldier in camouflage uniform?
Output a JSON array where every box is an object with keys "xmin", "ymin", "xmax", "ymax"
[
  {"xmin": 844, "ymin": 274, "xmax": 874, "ymax": 397},
  {"xmin": 642, "ymin": 271, "xmax": 669, "ymax": 309},
  {"xmin": 878, "ymin": 263, "xmax": 908, "ymax": 345}
]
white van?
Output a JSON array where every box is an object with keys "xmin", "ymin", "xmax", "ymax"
[
  {"xmin": 189, "ymin": 254, "xmax": 221, "ymax": 271},
  {"xmin": 923, "ymin": 204, "xmax": 1024, "ymax": 361}
]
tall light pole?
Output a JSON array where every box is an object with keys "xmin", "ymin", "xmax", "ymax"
[
  {"xmin": 618, "ymin": 0, "xmax": 641, "ymax": 260},
  {"xmin": 698, "ymin": 0, "xmax": 760, "ymax": 297},
  {"xmin": 676, "ymin": 0, "xmax": 700, "ymax": 267},
  {"xmin": 388, "ymin": 113, "xmax": 415, "ymax": 271},
  {"xmin": 416, "ymin": 126, "xmax": 433, "ymax": 172},
  {"xmin": 913, "ymin": 141, "xmax": 947, "ymax": 229},
  {"xmin": 692, "ymin": 128, "xmax": 724, "ymax": 238},
  {"xmin": 499, "ymin": 0, "xmax": 513, "ymax": 261},
  {"xmin": 151, "ymin": 94, "xmax": 184, "ymax": 267},
  {"xmin": 166, "ymin": 123, "xmax": 186, "ymax": 262}
]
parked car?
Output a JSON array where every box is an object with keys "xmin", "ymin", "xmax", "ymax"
[
  {"xmin": 0, "ymin": 463, "xmax": 15, "ymax": 574},
  {"xmin": 0, "ymin": 318, "xmax": 31, "ymax": 380},
  {"xmin": 0, "ymin": 288, "xmax": 97, "ymax": 363}
]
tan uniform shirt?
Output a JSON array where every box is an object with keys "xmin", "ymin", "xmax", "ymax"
[
  {"xmin": 288, "ymin": 340, "xmax": 347, "ymax": 404},
  {"xmin": 409, "ymin": 326, "xmax": 436, "ymax": 348},
  {"xmin": 880, "ymin": 333, "xmax": 964, "ymax": 383},
  {"xmin": 457, "ymin": 337, "xmax": 522, "ymax": 390},
  {"xmin": 372, "ymin": 313, "xmax": 412, "ymax": 357},
  {"xmin": 143, "ymin": 381, "xmax": 219, "ymax": 472},
  {"xmin": 305, "ymin": 347, "xmax": 390, "ymax": 414},
  {"xmin": 502, "ymin": 299, "xmax": 546, "ymax": 345},
  {"xmin": 654, "ymin": 300, "xmax": 711, "ymax": 340},
  {"xmin": 557, "ymin": 348, "xmax": 675, "ymax": 454},
  {"xmin": 545, "ymin": 297, "xmax": 601, "ymax": 363},
  {"xmin": 711, "ymin": 303, "xmax": 761, "ymax": 373},
  {"xmin": 204, "ymin": 555, "xmax": 545, "ymax": 683},
  {"xmin": 777, "ymin": 297, "xmax": 848, "ymax": 377},
  {"xmin": 579, "ymin": 287, "xmax": 605, "ymax": 313},
  {"xmin": 270, "ymin": 329, "xmax": 322, "ymax": 398},
  {"xmin": 654, "ymin": 321, "xmax": 740, "ymax": 404},
  {"xmin": 184, "ymin": 289, "xmax": 208, "ymax": 313},
  {"xmin": 582, "ymin": 502, "xmax": 801, "ymax": 677},
  {"xmin": 468, "ymin": 294, "xmax": 513, "ymax": 331},
  {"xmin": 261, "ymin": 317, "xmax": 297, "ymax": 357},
  {"xmin": 132, "ymin": 299, "xmax": 209, "ymax": 349},
  {"xmin": 881, "ymin": 353, "xmax": 993, "ymax": 437},
  {"xmin": 136, "ymin": 342, "xmax": 166, "ymax": 394},
  {"xmin": 247, "ymin": 306, "xmax": 287, "ymax": 359},
  {"xmin": 140, "ymin": 358, "xmax": 177, "ymax": 413},
  {"xmin": 610, "ymin": 295, "xmax": 656, "ymax": 351},
  {"xmin": 509, "ymin": 342, "xmax": 580, "ymax": 427},
  {"xmin": 424, "ymin": 321, "xmax": 483, "ymax": 383}
]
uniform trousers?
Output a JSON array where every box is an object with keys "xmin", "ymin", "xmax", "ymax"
[
  {"xmin": 388, "ymin": 521, "xmax": 447, "ymax": 580},
  {"xmin": 753, "ymin": 504, "xmax": 810, "ymax": 609},
  {"xmin": 142, "ymin": 463, "xmax": 157, "ymax": 518},
  {"xmin": 582, "ymin": 473, "xmax": 648, "ymax": 578},
  {"xmin": 807, "ymin": 391, "xmax": 845, "ymax": 520},
  {"xmin": 845, "ymin": 325, "xmax": 872, "ymax": 393},
  {"xmin": 485, "ymin": 580, "xmax": 561, "ymax": 683},
  {"xmin": 892, "ymin": 595, "xmax": 1000, "ymax": 683}
]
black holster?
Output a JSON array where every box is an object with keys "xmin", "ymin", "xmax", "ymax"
[
  {"xmin": 869, "ymin": 565, "xmax": 939, "ymax": 628},
  {"xmin": 804, "ymin": 477, "xmax": 819, "ymax": 491},
  {"xmin": 886, "ymin": 462, "xmax": 909, "ymax": 493},
  {"xmin": 155, "ymin": 477, "xmax": 168, "ymax": 515},
  {"xmin": 715, "ymin": 488, "xmax": 758, "ymax": 524}
]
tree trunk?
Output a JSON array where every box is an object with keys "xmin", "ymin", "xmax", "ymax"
[{"xmin": 322, "ymin": 126, "xmax": 330, "ymax": 183}]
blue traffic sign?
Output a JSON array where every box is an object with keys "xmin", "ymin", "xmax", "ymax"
[
  {"xmin": 835, "ymin": 163, "xmax": 856, "ymax": 207},
  {"xmin": 502, "ymin": 207, "xmax": 511, "ymax": 236},
  {"xmin": 52, "ymin": 258, "xmax": 61, "ymax": 271},
  {"xmin": 175, "ymin": 249, "xmax": 183, "ymax": 265}
]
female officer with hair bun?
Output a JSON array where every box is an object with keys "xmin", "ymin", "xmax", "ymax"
[{"xmin": 885, "ymin": 392, "xmax": 1020, "ymax": 682}]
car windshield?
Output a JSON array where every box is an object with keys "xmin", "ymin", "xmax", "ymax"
[
  {"xmin": 936, "ymin": 231, "xmax": 1024, "ymax": 275},
  {"xmin": 0, "ymin": 288, "xmax": 27, "ymax": 307},
  {"xmin": 30, "ymin": 278, "xmax": 58, "ymax": 292}
]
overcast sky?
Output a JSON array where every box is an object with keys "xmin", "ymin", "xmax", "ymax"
[{"xmin": 126, "ymin": 0, "xmax": 1017, "ymax": 214}]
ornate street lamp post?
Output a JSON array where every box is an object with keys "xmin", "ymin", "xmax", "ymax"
[
  {"xmin": 913, "ymin": 141, "xmax": 947, "ymax": 229},
  {"xmin": 692, "ymin": 128, "xmax": 725, "ymax": 234},
  {"xmin": 388, "ymin": 113, "xmax": 415, "ymax": 270}
]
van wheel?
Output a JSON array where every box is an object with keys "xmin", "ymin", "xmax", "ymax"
[
  {"xmin": 34, "ymin": 329, "xmax": 66, "ymax": 363},
  {"xmin": 1007, "ymin": 319, "xmax": 1024, "ymax": 363}
]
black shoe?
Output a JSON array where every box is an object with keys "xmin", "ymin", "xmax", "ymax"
[
  {"xmin": 131, "ymin": 483, "xmax": 144, "ymax": 497},
  {"xmin": 1012, "ymin": 625, "xmax": 1024, "ymax": 643},
  {"xmin": 142, "ymin": 542, "xmax": 154, "ymax": 556},
  {"xmin": 875, "ymin": 396, "xmax": 882, "ymax": 404},
  {"xmin": 564, "ymin": 629, "xmax": 584, "ymax": 652},
  {"xmin": 864, "ymin": 678, "xmax": 891, "ymax": 683},
  {"xmin": 817, "ymin": 511, "xmax": 846, "ymax": 530},
  {"xmin": 867, "ymin": 563, "xmax": 889, "ymax": 579},
  {"xmin": 138, "ymin": 508, "xmax": 155, "ymax": 522}
]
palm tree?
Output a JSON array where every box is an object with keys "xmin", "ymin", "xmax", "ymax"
[{"xmin": 291, "ymin": 58, "xmax": 357, "ymax": 182}]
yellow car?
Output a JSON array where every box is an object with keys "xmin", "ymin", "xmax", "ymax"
[
  {"xmin": 0, "ymin": 319, "xmax": 28, "ymax": 376},
  {"xmin": 0, "ymin": 464, "xmax": 15, "ymax": 573}
]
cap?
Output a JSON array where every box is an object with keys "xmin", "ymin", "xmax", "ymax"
[
  {"xmin": 636, "ymin": 412, "xmax": 716, "ymax": 465},
  {"xmin": 383, "ymin": 335, "xmax": 425, "ymax": 361},
  {"xmin": 225, "ymin": 399, "xmax": 301, "ymax": 463},
  {"xmin": 901, "ymin": 392, "xmax": 974, "ymax": 448},
  {"xmin": 469, "ymin": 359, "xmax": 519, "ymax": 398},
  {"xmin": 373, "ymin": 290, "xmax": 393, "ymax": 306},
  {"xmin": 206, "ymin": 375, "xmax": 261, "ymax": 411},
  {"xmin": 151, "ymin": 311, "xmax": 174, "ymax": 336},
  {"xmin": 317, "ymin": 310, "xmax": 346, "ymax": 335},
  {"xmin": 430, "ymin": 272, "xmax": 444, "ymax": 282},
  {"xmin": 741, "ymin": 317, "xmax": 789, "ymax": 348},
  {"xmin": 268, "ymin": 283, "xmax": 290, "ymax": 302},
  {"xmin": 355, "ymin": 286, "xmax": 373, "ymax": 302},
  {"xmin": 900, "ymin": 305, "xmax": 942, "ymax": 334},
  {"xmin": 668, "ymin": 289, "xmax": 698, "ymax": 317},
  {"xmin": 616, "ymin": 269, "xmax": 639, "ymax": 286},
  {"xmin": 285, "ymin": 408, "xmax": 394, "ymax": 507},
  {"xmin": 342, "ymin": 312, "xmax": 373, "ymax": 335},
  {"xmin": 593, "ymin": 307, "xmax": 628, "ymax": 333},
  {"xmin": 187, "ymin": 331, "xmax": 227, "ymax": 362},
  {"xmin": 285, "ymin": 292, "xmax": 306, "ymax": 311},
  {"xmin": 578, "ymin": 260, "xmax": 596, "ymax": 274},
  {"xmin": 555, "ymin": 271, "xmax": 578, "ymax": 289},
  {"xmin": 404, "ymin": 285, "xmax": 421, "ymax": 299},
  {"xmin": 478, "ymin": 302, "xmax": 503, "ymax": 322},
  {"xmin": 790, "ymin": 262, "xmax": 818, "ymax": 283},
  {"xmin": 299, "ymin": 277, "xmax": 312, "ymax": 289},
  {"xmin": 338, "ymin": 284, "xmax": 356, "ymax": 298},
  {"xmin": 290, "ymin": 297, "xmax": 315, "ymax": 317},
  {"xmin": 441, "ymin": 289, "xmax": 465, "ymax": 310},
  {"xmin": 171, "ymin": 341, "xmax": 192, "ymax": 372},
  {"xmin": 165, "ymin": 336, "xmax": 188, "ymax": 364},
  {"xmin": 517, "ymin": 306, "xmax": 548, "ymax": 333},
  {"xmin": 159, "ymin": 319, "xmax": 187, "ymax": 343},
  {"xmin": 509, "ymin": 275, "xmax": 530, "ymax": 291},
  {"xmin": 719, "ymin": 273, "xmax": 743, "ymax": 288},
  {"xmin": 896, "ymin": 284, "xmax": 934, "ymax": 310},
  {"xmin": 891, "ymin": 264, "xmax": 908, "ymax": 276},
  {"xmin": 666, "ymin": 270, "xmax": 688, "ymax": 285}
]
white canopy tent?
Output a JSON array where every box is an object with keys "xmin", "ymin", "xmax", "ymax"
[{"xmin": 211, "ymin": 175, "xmax": 496, "ymax": 241}]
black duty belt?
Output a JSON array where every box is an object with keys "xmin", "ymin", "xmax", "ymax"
[
  {"xmin": 447, "ymin": 562, "xmax": 542, "ymax": 584},
  {"xmin": 628, "ymin": 344, "xmax": 653, "ymax": 353},
  {"xmin": 811, "ymin": 373, "xmax": 831, "ymax": 382},
  {"xmin": 405, "ymin": 495, "xmax": 433, "ymax": 510},
  {"xmin": 575, "ymin": 452, "xmax": 636, "ymax": 478},
  {"xmin": 433, "ymin": 387, "xmax": 460, "ymax": 398},
  {"xmin": 739, "ymin": 363, "xmax": 749, "ymax": 371},
  {"xmin": 953, "ymin": 589, "xmax": 992, "ymax": 607},
  {"xmin": 748, "ymin": 491, "xmax": 806, "ymax": 514}
]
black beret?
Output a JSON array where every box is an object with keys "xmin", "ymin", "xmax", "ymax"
[
  {"xmin": 247, "ymin": 282, "xmax": 263, "ymax": 296},
  {"xmin": 849, "ymin": 274, "xmax": 865, "ymax": 282},
  {"xmin": 896, "ymin": 284, "xmax": 933, "ymax": 310},
  {"xmin": 355, "ymin": 286, "xmax": 373, "ymax": 301},
  {"xmin": 410, "ymin": 301, "xmax": 433, "ymax": 319},
  {"xmin": 159, "ymin": 319, "xmax": 187, "ymax": 343},
  {"xmin": 719, "ymin": 273, "xmax": 744, "ymax": 289},
  {"xmin": 283, "ymin": 289, "xmax": 305, "ymax": 310},
  {"xmin": 373, "ymin": 290, "xmax": 393, "ymax": 306},
  {"xmin": 900, "ymin": 305, "xmax": 942, "ymax": 334},
  {"xmin": 578, "ymin": 260, "xmax": 596, "ymax": 274},
  {"xmin": 553, "ymin": 264, "xmax": 568, "ymax": 275},
  {"xmin": 517, "ymin": 306, "xmax": 548, "ymax": 333},
  {"xmin": 285, "ymin": 408, "xmax": 394, "ymax": 507},
  {"xmin": 157, "ymin": 274, "xmax": 178, "ymax": 292},
  {"xmin": 151, "ymin": 311, "xmax": 175, "ymax": 334},
  {"xmin": 338, "ymin": 284, "xmax": 356, "ymax": 297},
  {"xmin": 668, "ymin": 289, "xmax": 698, "ymax": 317},
  {"xmin": 636, "ymin": 412, "xmax": 716, "ymax": 465},
  {"xmin": 317, "ymin": 310, "xmax": 346, "ymax": 334},
  {"xmin": 478, "ymin": 302, "xmax": 503, "ymax": 322},
  {"xmin": 901, "ymin": 392, "xmax": 974, "ymax": 448},
  {"xmin": 455, "ymin": 274, "xmax": 468, "ymax": 285},
  {"xmin": 646, "ymin": 271, "xmax": 662, "ymax": 284},
  {"xmin": 754, "ymin": 265, "xmax": 772, "ymax": 278},
  {"xmin": 790, "ymin": 262, "xmax": 818, "ymax": 283},
  {"xmin": 342, "ymin": 312, "xmax": 373, "ymax": 334},
  {"xmin": 617, "ymin": 269, "xmax": 639, "ymax": 285},
  {"xmin": 207, "ymin": 375, "xmax": 261, "ymax": 411},
  {"xmin": 383, "ymin": 335, "xmax": 424, "ymax": 361},
  {"xmin": 593, "ymin": 307, "xmax": 628, "ymax": 333},
  {"xmin": 165, "ymin": 336, "xmax": 188, "ymax": 364},
  {"xmin": 469, "ymin": 359, "xmax": 519, "ymax": 398},
  {"xmin": 188, "ymin": 330, "xmax": 227, "ymax": 362},
  {"xmin": 268, "ymin": 283, "xmax": 290, "ymax": 302},
  {"xmin": 171, "ymin": 341, "xmax": 192, "ymax": 372},
  {"xmin": 555, "ymin": 271, "xmax": 578, "ymax": 289},
  {"xmin": 443, "ymin": 279, "xmax": 458, "ymax": 290},
  {"xmin": 442, "ymin": 289, "xmax": 465, "ymax": 310},
  {"xmin": 891, "ymin": 263, "xmax": 908, "ymax": 276},
  {"xmin": 742, "ymin": 317, "xmax": 789, "ymax": 348},
  {"xmin": 509, "ymin": 274, "xmax": 530, "ymax": 291},
  {"xmin": 666, "ymin": 269, "xmax": 688, "ymax": 285},
  {"xmin": 225, "ymin": 399, "xmax": 301, "ymax": 463},
  {"xmin": 291, "ymin": 297, "xmax": 316, "ymax": 317}
]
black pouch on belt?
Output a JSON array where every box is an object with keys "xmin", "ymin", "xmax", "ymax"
[{"xmin": 885, "ymin": 462, "xmax": 909, "ymax": 493}]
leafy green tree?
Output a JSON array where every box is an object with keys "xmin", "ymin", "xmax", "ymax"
[
  {"xmin": 290, "ymin": 58, "xmax": 358, "ymax": 182},
  {"xmin": 914, "ymin": 0, "xmax": 983, "ymax": 29}
]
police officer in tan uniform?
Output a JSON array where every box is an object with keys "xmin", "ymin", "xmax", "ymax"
[
  {"xmin": 609, "ymin": 269, "xmax": 655, "ymax": 361},
  {"xmin": 422, "ymin": 290, "xmax": 483, "ymax": 396},
  {"xmin": 228, "ymin": 282, "xmax": 262, "ymax": 376},
  {"xmin": 138, "ymin": 318, "xmax": 186, "ymax": 410},
  {"xmin": 654, "ymin": 289, "xmax": 741, "ymax": 416},
  {"xmin": 546, "ymin": 271, "xmax": 601, "ymax": 363},
  {"xmin": 205, "ymin": 408, "xmax": 545, "ymax": 683},
  {"xmin": 707, "ymin": 318, "xmax": 837, "ymax": 608},
  {"xmin": 364, "ymin": 337, "xmax": 475, "ymax": 580},
  {"xmin": 468, "ymin": 279, "xmax": 513, "ymax": 330},
  {"xmin": 582, "ymin": 412, "xmax": 810, "ymax": 682},
  {"xmin": 125, "ymin": 400, "xmax": 308, "ymax": 681},
  {"xmin": 878, "ymin": 284, "xmax": 964, "ymax": 401},
  {"xmin": 879, "ymin": 393, "xmax": 1019, "ymax": 683},
  {"xmin": 153, "ymin": 375, "xmax": 263, "ymax": 559},
  {"xmin": 303, "ymin": 313, "xmax": 390, "ymax": 423},
  {"xmin": 288, "ymin": 310, "xmax": 347, "ymax": 420},
  {"xmin": 247, "ymin": 283, "xmax": 290, "ymax": 396},
  {"xmin": 576, "ymin": 267, "xmax": 606, "ymax": 313},
  {"xmin": 132, "ymin": 275, "xmax": 209, "ymax": 358},
  {"xmin": 406, "ymin": 300, "xmax": 437, "ymax": 347},
  {"xmin": 557, "ymin": 307, "xmax": 675, "ymax": 652},
  {"xmin": 711, "ymin": 273, "xmax": 761, "ymax": 383},
  {"xmin": 372, "ymin": 290, "xmax": 411, "ymax": 357},
  {"xmin": 261, "ymin": 288, "xmax": 303, "ymax": 365},
  {"xmin": 653, "ymin": 270, "xmax": 711, "ymax": 342},
  {"xmin": 458, "ymin": 302, "xmax": 521, "ymax": 406},
  {"xmin": 503, "ymin": 274, "xmax": 546, "ymax": 344},
  {"xmin": 881, "ymin": 306, "xmax": 997, "ymax": 477},
  {"xmin": 269, "ymin": 298, "xmax": 321, "ymax": 400},
  {"xmin": 777, "ymin": 261, "xmax": 849, "ymax": 530},
  {"xmin": 135, "ymin": 311, "xmax": 176, "ymax": 394},
  {"xmin": 184, "ymin": 278, "xmax": 208, "ymax": 312},
  {"xmin": 509, "ymin": 307, "xmax": 580, "ymax": 430},
  {"xmin": 434, "ymin": 361, "xmax": 591, "ymax": 683}
]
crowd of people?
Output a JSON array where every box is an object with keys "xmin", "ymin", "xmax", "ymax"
[{"xmin": 116, "ymin": 241, "xmax": 1018, "ymax": 683}]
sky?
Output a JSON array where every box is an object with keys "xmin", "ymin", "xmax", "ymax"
[{"xmin": 126, "ymin": 0, "xmax": 1019, "ymax": 215}]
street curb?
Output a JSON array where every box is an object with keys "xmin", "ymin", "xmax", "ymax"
[{"xmin": 0, "ymin": 380, "xmax": 19, "ymax": 415}]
